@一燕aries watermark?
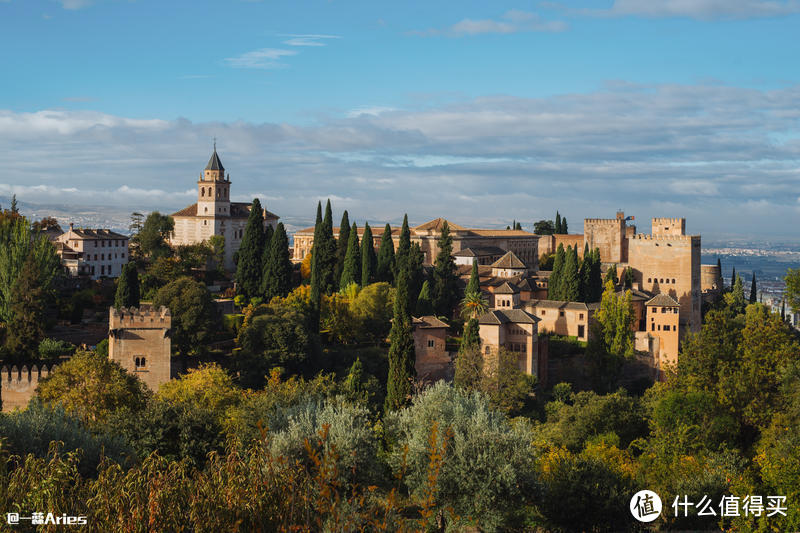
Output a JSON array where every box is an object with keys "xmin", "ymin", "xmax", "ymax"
[
  {"xmin": 630, "ymin": 491, "xmax": 789, "ymax": 523},
  {"xmin": 7, "ymin": 512, "xmax": 87, "ymax": 526}
]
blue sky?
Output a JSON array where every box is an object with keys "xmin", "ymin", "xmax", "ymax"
[{"xmin": 1, "ymin": 0, "xmax": 800, "ymax": 240}]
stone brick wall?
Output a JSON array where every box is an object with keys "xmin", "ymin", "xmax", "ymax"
[
  {"xmin": 108, "ymin": 306, "xmax": 172, "ymax": 392},
  {"xmin": 1, "ymin": 364, "xmax": 56, "ymax": 412},
  {"xmin": 583, "ymin": 217, "xmax": 626, "ymax": 263}
]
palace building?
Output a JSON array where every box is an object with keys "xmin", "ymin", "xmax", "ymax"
[{"xmin": 170, "ymin": 146, "xmax": 279, "ymax": 269}]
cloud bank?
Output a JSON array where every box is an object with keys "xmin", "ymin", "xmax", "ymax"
[{"xmin": 2, "ymin": 82, "xmax": 800, "ymax": 239}]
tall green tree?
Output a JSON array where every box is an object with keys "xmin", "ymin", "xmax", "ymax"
[
  {"xmin": 786, "ymin": 268, "xmax": 800, "ymax": 314},
  {"xmin": 561, "ymin": 216, "xmax": 568, "ymax": 234},
  {"xmin": 5, "ymin": 252, "xmax": 45, "ymax": 358},
  {"xmin": 360, "ymin": 222, "xmax": 376, "ymax": 287},
  {"xmin": 309, "ymin": 202, "xmax": 324, "ymax": 328},
  {"xmin": 339, "ymin": 222, "xmax": 361, "ymax": 289},
  {"xmin": 114, "ymin": 263, "xmax": 141, "ymax": 309},
  {"xmin": 548, "ymin": 243, "xmax": 566, "ymax": 300},
  {"xmin": 0, "ymin": 215, "xmax": 61, "ymax": 324},
  {"xmin": 153, "ymin": 276, "xmax": 217, "ymax": 361},
  {"xmin": 334, "ymin": 210, "xmax": 350, "ymax": 287},
  {"xmin": 534, "ymin": 219, "xmax": 555, "ymax": 235},
  {"xmin": 262, "ymin": 222, "xmax": 293, "ymax": 302},
  {"xmin": 587, "ymin": 248, "xmax": 603, "ymax": 302},
  {"xmin": 385, "ymin": 257, "xmax": 415, "ymax": 411},
  {"xmin": 395, "ymin": 215, "xmax": 411, "ymax": 280},
  {"xmin": 431, "ymin": 221, "xmax": 458, "ymax": 316},
  {"xmin": 603, "ymin": 264, "xmax": 618, "ymax": 286},
  {"xmin": 135, "ymin": 211, "xmax": 175, "ymax": 260},
  {"xmin": 318, "ymin": 200, "xmax": 338, "ymax": 294},
  {"xmin": 716, "ymin": 257, "xmax": 724, "ymax": 290},
  {"xmin": 561, "ymin": 245, "xmax": 580, "ymax": 302},
  {"xmin": 407, "ymin": 242, "xmax": 425, "ymax": 314},
  {"xmin": 555, "ymin": 211, "xmax": 562, "ymax": 234},
  {"xmin": 726, "ymin": 274, "xmax": 746, "ymax": 315},
  {"xmin": 415, "ymin": 280, "xmax": 433, "ymax": 316},
  {"xmin": 235, "ymin": 199, "xmax": 266, "ymax": 299},
  {"xmin": 749, "ymin": 273, "xmax": 758, "ymax": 304},
  {"xmin": 376, "ymin": 223, "xmax": 395, "ymax": 283},
  {"xmin": 466, "ymin": 260, "xmax": 480, "ymax": 296},
  {"xmin": 731, "ymin": 267, "xmax": 736, "ymax": 291}
]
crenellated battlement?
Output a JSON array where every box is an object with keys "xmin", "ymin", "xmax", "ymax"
[
  {"xmin": 109, "ymin": 305, "xmax": 171, "ymax": 329},
  {"xmin": 652, "ymin": 217, "xmax": 684, "ymax": 225},
  {"xmin": 1, "ymin": 363, "xmax": 57, "ymax": 411},
  {"xmin": 630, "ymin": 234, "xmax": 699, "ymax": 243},
  {"xmin": 584, "ymin": 218, "xmax": 624, "ymax": 225}
]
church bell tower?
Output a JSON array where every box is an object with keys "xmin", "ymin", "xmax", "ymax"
[{"xmin": 197, "ymin": 142, "xmax": 231, "ymax": 218}]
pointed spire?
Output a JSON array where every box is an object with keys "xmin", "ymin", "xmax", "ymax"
[{"xmin": 205, "ymin": 141, "xmax": 225, "ymax": 171}]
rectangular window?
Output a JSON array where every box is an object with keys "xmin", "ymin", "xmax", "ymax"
[
  {"xmin": 559, "ymin": 310, "xmax": 564, "ymax": 317},
  {"xmin": 427, "ymin": 339, "xmax": 435, "ymax": 348},
  {"xmin": 578, "ymin": 325, "xmax": 585, "ymax": 338}
]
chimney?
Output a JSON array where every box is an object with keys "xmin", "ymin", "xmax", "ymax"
[{"xmin": 69, "ymin": 222, "xmax": 74, "ymax": 231}]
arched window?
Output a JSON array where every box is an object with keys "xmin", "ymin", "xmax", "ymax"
[{"xmin": 201, "ymin": 188, "xmax": 205, "ymax": 197}]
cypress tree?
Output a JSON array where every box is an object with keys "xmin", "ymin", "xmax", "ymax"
[
  {"xmin": 624, "ymin": 266, "xmax": 635, "ymax": 289},
  {"xmin": 262, "ymin": 222, "xmax": 292, "ymax": 301},
  {"xmin": 431, "ymin": 221, "xmax": 458, "ymax": 316},
  {"xmin": 555, "ymin": 211, "xmax": 562, "ymax": 234},
  {"xmin": 731, "ymin": 267, "xmax": 736, "ymax": 292},
  {"xmin": 604, "ymin": 264, "xmax": 618, "ymax": 287},
  {"xmin": 548, "ymin": 243, "xmax": 566, "ymax": 300},
  {"xmin": 115, "ymin": 263, "xmax": 140, "ymax": 309},
  {"xmin": 339, "ymin": 222, "xmax": 361, "ymax": 289},
  {"xmin": 466, "ymin": 260, "xmax": 480, "ymax": 296},
  {"xmin": 407, "ymin": 242, "xmax": 425, "ymax": 314},
  {"xmin": 376, "ymin": 223, "xmax": 395, "ymax": 283},
  {"xmin": 261, "ymin": 225, "xmax": 274, "ymax": 283},
  {"xmin": 749, "ymin": 273, "xmax": 757, "ymax": 304},
  {"xmin": 335, "ymin": 210, "xmax": 351, "ymax": 288},
  {"xmin": 235, "ymin": 198, "xmax": 266, "ymax": 299},
  {"xmin": 731, "ymin": 275, "xmax": 745, "ymax": 314},
  {"xmin": 562, "ymin": 245, "xmax": 580, "ymax": 302},
  {"xmin": 588, "ymin": 248, "xmax": 603, "ymax": 302},
  {"xmin": 309, "ymin": 202, "xmax": 324, "ymax": 329},
  {"xmin": 562, "ymin": 217, "xmax": 568, "ymax": 234},
  {"xmin": 716, "ymin": 258, "xmax": 724, "ymax": 291},
  {"xmin": 385, "ymin": 258, "xmax": 415, "ymax": 411},
  {"xmin": 319, "ymin": 199, "xmax": 338, "ymax": 294},
  {"xmin": 416, "ymin": 280, "xmax": 433, "ymax": 316},
  {"xmin": 361, "ymin": 222, "xmax": 377, "ymax": 287},
  {"xmin": 460, "ymin": 318, "xmax": 480, "ymax": 351},
  {"xmin": 395, "ymin": 214, "xmax": 411, "ymax": 279},
  {"xmin": 515, "ymin": 221, "xmax": 522, "ymax": 230},
  {"xmin": 578, "ymin": 254, "xmax": 588, "ymax": 302}
]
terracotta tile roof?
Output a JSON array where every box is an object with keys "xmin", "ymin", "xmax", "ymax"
[
  {"xmin": 526, "ymin": 299, "xmax": 599, "ymax": 311},
  {"xmin": 494, "ymin": 281, "xmax": 520, "ymax": 294},
  {"xmin": 453, "ymin": 246, "xmax": 506, "ymax": 257},
  {"xmin": 645, "ymin": 294, "xmax": 680, "ymax": 307},
  {"xmin": 414, "ymin": 218, "xmax": 467, "ymax": 232},
  {"xmin": 478, "ymin": 309, "xmax": 539, "ymax": 325},
  {"xmin": 467, "ymin": 229, "xmax": 537, "ymax": 237},
  {"xmin": 491, "ymin": 251, "xmax": 527, "ymax": 269},
  {"xmin": 412, "ymin": 315, "xmax": 450, "ymax": 329},
  {"xmin": 172, "ymin": 204, "xmax": 198, "ymax": 217},
  {"xmin": 172, "ymin": 202, "xmax": 278, "ymax": 221}
]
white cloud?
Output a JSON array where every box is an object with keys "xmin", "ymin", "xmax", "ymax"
[
  {"xmin": 57, "ymin": 0, "xmax": 93, "ymax": 9},
  {"xmin": 281, "ymin": 34, "xmax": 340, "ymax": 47},
  {"xmin": 2, "ymin": 82, "xmax": 800, "ymax": 238},
  {"xmin": 549, "ymin": 0, "xmax": 800, "ymax": 20},
  {"xmin": 412, "ymin": 10, "xmax": 567, "ymax": 36},
  {"xmin": 224, "ymin": 48, "xmax": 297, "ymax": 69}
]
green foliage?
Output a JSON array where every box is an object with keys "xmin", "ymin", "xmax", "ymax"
[
  {"xmin": 548, "ymin": 243, "xmax": 565, "ymax": 299},
  {"xmin": 481, "ymin": 349, "xmax": 535, "ymax": 415},
  {"xmin": 261, "ymin": 222, "xmax": 293, "ymax": 301},
  {"xmin": 134, "ymin": 211, "xmax": 174, "ymax": 260},
  {"xmin": 538, "ymin": 252, "xmax": 555, "ymax": 270},
  {"xmin": 465, "ymin": 260, "xmax": 479, "ymax": 296},
  {"xmin": 335, "ymin": 210, "xmax": 350, "ymax": 286},
  {"xmin": 385, "ymin": 259, "xmax": 415, "ymax": 411},
  {"xmin": 534, "ymin": 219, "xmax": 555, "ymax": 235},
  {"xmin": 724, "ymin": 274, "xmax": 746, "ymax": 314},
  {"xmin": 395, "ymin": 214, "xmax": 411, "ymax": 279},
  {"xmin": 38, "ymin": 338, "xmax": 76, "ymax": 360},
  {"xmin": 786, "ymin": 267, "xmax": 800, "ymax": 314},
  {"xmin": 360, "ymin": 222, "xmax": 376, "ymax": 287},
  {"xmin": 4, "ymin": 252, "xmax": 46, "ymax": 358},
  {"xmin": 237, "ymin": 302, "xmax": 318, "ymax": 384},
  {"xmin": 208, "ymin": 234, "xmax": 225, "ymax": 273},
  {"xmin": 0, "ymin": 399, "xmax": 134, "ymax": 476},
  {"xmin": 431, "ymin": 220, "xmax": 458, "ymax": 316},
  {"xmin": 415, "ymin": 279, "xmax": 433, "ymax": 316},
  {"xmin": 153, "ymin": 276, "xmax": 217, "ymax": 356},
  {"xmin": 454, "ymin": 343, "xmax": 482, "ymax": 391},
  {"xmin": 36, "ymin": 350, "xmax": 149, "ymax": 426},
  {"xmin": 555, "ymin": 211, "xmax": 562, "ymax": 234},
  {"xmin": 561, "ymin": 245, "xmax": 580, "ymax": 302},
  {"xmin": 538, "ymin": 389, "xmax": 646, "ymax": 452},
  {"xmin": 339, "ymin": 222, "xmax": 361, "ymax": 289},
  {"xmin": 349, "ymin": 281, "xmax": 394, "ymax": 343},
  {"xmin": 387, "ymin": 382, "xmax": 538, "ymax": 531},
  {"xmin": 94, "ymin": 338, "xmax": 108, "ymax": 357},
  {"xmin": 603, "ymin": 263, "xmax": 618, "ymax": 286},
  {"xmin": 235, "ymin": 198, "xmax": 266, "ymax": 299},
  {"xmin": 114, "ymin": 262, "xmax": 140, "ymax": 309},
  {"xmin": 0, "ymin": 215, "xmax": 60, "ymax": 324},
  {"xmin": 376, "ymin": 223, "xmax": 395, "ymax": 283}
]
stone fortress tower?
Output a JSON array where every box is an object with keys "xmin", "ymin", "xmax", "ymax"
[{"xmin": 108, "ymin": 306, "xmax": 172, "ymax": 392}]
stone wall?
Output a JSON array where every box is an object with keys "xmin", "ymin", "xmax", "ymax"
[
  {"xmin": 584, "ymin": 216, "xmax": 626, "ymax": 263},
  {"xmin": 1, "ymin": 364, "xmax": 56, "ymax": 412},
  {"xmin": 108, "ymin": 306, "xmax": 172, "ymax": 392}
]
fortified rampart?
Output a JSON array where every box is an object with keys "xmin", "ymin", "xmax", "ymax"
[
  {"xmin": 109, "ymin": 306, "xmax": 172, "ymax": 392},
  {"xmin": 584, "ymin": 215, "xmax": 627, "ymax": 263},
  {"xmin": 701, "ymin": 264, "xmax": 722, "ymax": 292},
  {"xmin": 627, "ymin": 234, "xmax": 701, "ymax": 332},
  {"xmin": 1, "ymin": 364, "xmax": 56, "ymax": 412},
  {"xmin": 651, "ymin": 217, "xmax": 686, "ymax": 236}
]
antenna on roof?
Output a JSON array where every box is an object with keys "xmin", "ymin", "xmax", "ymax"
[{"xmin": 213, "ymin": 137, "xmax": 217, "ymax": 151}]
